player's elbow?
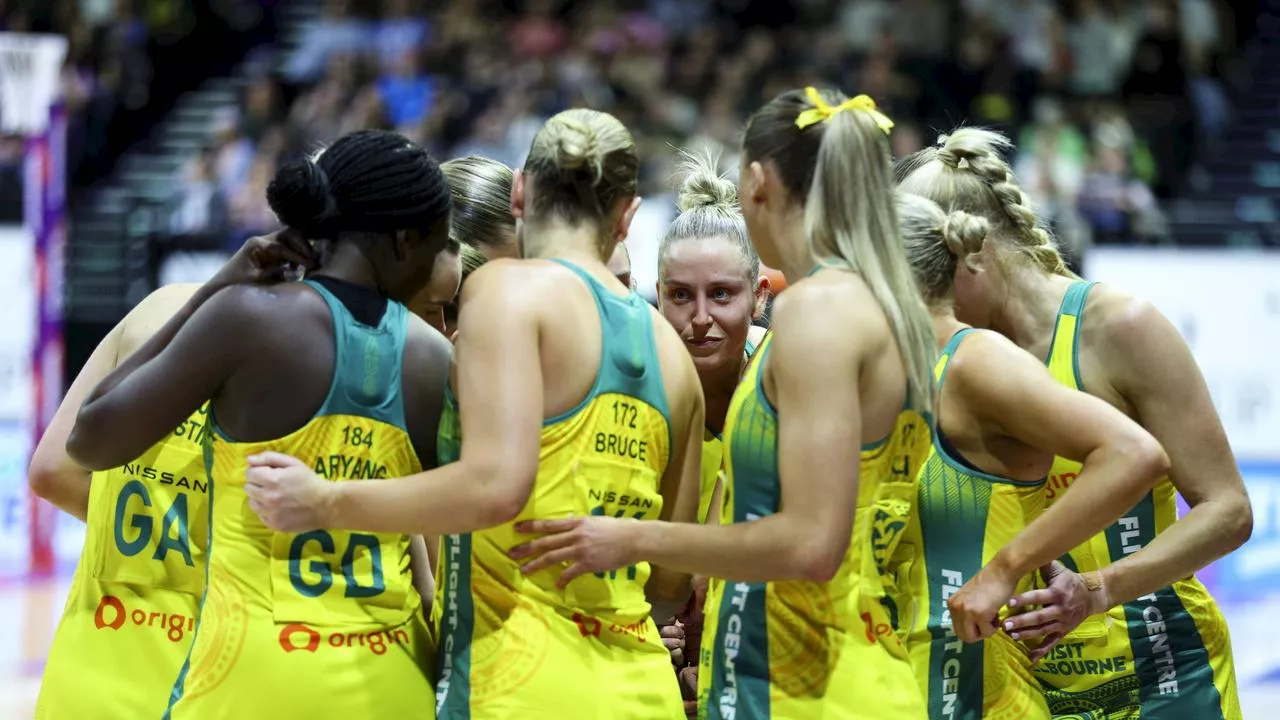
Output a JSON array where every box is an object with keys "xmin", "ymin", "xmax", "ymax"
[
  {"xmin": 1122, "ymin": 433, "xmax": 1170, "ymax": 492},
  {"xmin": 1219, "ymin": 492, "xmax": 1253, "ymax": 553},
  {"xmin": 64, "ymin": 413, "xmax": 120, "ymax": 472},
  {"xmin": 27, "ymin": 452, "xmax": 64, "ymax": 500},
  {"xmin": 476, "ymin": 460, "xmax": 536, "ymax": 526},
  {"xmin": 794, "ymin": 539, "xmax": 844, "ymax": 583}
]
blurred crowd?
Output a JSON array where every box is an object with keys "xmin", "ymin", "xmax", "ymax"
[
  {"xmin": 6, "ymin": 0, "xmax": 1249, "ymax": 255},
  {"xmin": 0, "ymin": 0, "xmax": 268, "ymax": 222}
]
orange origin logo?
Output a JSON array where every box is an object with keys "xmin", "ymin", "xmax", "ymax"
[
  {"xmin": 278, "ymin": 623, "xmax": 322, "ymax": 653},
  {"xmin": 94, "ymin": 595, "xmax": 127, "ymax": 630}
]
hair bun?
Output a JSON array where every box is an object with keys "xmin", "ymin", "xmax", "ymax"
[
  {"xmin": 934, "ymin": 128, "xmax": 1012, "ymax": 171},
  {"xmin": 675, "ymin": 148, "xmax": 738, "ymax": 213},
  {"xmin": 267, "ymin": 158, "xmax": 337, "ymax": 235},
  {"xmin": 553, "ymin": 118, "xmax": 601, "ymax": 176},
  {"xmin": 941, "ymin": 210, "xmax": 988, "ymax": 259}
]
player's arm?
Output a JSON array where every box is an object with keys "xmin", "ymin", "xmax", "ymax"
[
  {"xmin": 258, "ymin": 261, "xmax": 543, "ymax": 536},
  {"xmin": 511, "ymin": 283, "xmax": 867, "ymax": 584},
  {"xmin": 1089, "ymin": 298, "xmax": 1252, "ymax": 604},
  {"xmin": 401, "ymin": 311, "xmax": 455, "ymax": 572},
  {"xmin": 30, "ymin": 284, "xmax": 202, "ymax": 519},
  {"xmin": 409, "ymin": 534, "xmax": 435, "ymax": 615},
  {"xmin": 66, "ymin": 284, "xmax": 259, "ymax": 470},
  {"xmin": 646, "ymin": 318, "xmax": 703, "ymax": 619},
  {"xmin": 954, "ymin": 331, "xmax": 1169, "ymax": 583},
  {"xmin": 29, "ymin": 322, "xmax": 122, "ymax": 521}
]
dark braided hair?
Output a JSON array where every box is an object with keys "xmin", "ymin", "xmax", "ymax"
[{"xmin": 267, "ymin": 130, "xmax": 455, "ymax": 247}]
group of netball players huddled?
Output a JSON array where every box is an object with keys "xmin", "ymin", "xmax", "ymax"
[{"xmin": 28, "ymin": 85, "xmax": 1251, "ymax": 720}]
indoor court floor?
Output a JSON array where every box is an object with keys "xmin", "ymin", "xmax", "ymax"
[{"xmin": 0, "ymin": 572, "xmax": 1276, "ymax": 718}]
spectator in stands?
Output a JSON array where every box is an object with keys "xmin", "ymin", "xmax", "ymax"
[
  {"xmin": 376, "ymin": 49, "xmax": 436, "ymax": 129},
  {"xmin": 100, "ymin": 0, "xmax": 152, "ymax": 110},
  {"xmin": 284, "ymin": 0, "xmax": 369, "ymax": 83},
  {"xmin": 1065, "ymin": 0, "xmax": 1127, "ymax": 97},
  {"xmin": 1077, "ymin": 136, "xmax": 1163, "ymax": 243},
  {"xmin": 240, "ymin": 74, "xmax": 283, "ymax": 144},
  {"xmin": 1016, "ymin": 97, "xmax": 1088, "ymax": 228},
  {"xmin": 209, "ymin": 107, "xmax": 253, "ymax": 201},
  {"xmin": 374, "ymin": 0, "xmax": 430, "ymax": 71},
  {"xmin": 229, "ymin": 128, "xmax": 286, "ymax": 245},
  {"xmin": 168, "ymin": 148, "xmax": 229, "ymax": 241}
]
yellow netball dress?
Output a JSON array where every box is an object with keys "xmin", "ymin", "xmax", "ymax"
[
  {"xmin": 890, "ymin": 328, "xmax": 1050, "ymax": 720},
  {"xmin": 164, "ymin": 279, "xmax": 434, "ymax": 720},
  {"xmin": 37, "ymin": 405, "xmax": 211, "ymax": 719},
  {"xmin": 432, "ymin": 259, "xmax": 683, "ymax": 720},
  {"xmin": 699, "ymin": 331, "xmax": 932, "ymax": 720},
  {"xmin": 1034, "ymin": 281, "xmax": 1240, "ymax": 720},
  {"xmin": 698, "ymin": 337, "xmax": 760, "ymax": 525}
]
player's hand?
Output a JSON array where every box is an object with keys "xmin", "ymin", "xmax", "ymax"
[
  {"xmin": 509, "ymin": 515, "xmax": 641, "ymax": 588},
  {"xmin": 679, "ymin": 665, "xmax": 698, "ymax": 716},
  {"xmin": 660, "ymin": 618, "xmax": 686, "ymax": 667},
  {"xmin": 1004, "ymin": 562, "xmax": 1111, "ymax": 663},
  {"xmin": 209, "ymin": 230, "xmax": 319, "ymax": 290},
  {"xmin": 244, "ymin": 451, "xmax": 337, "ymax": 532},
  {"xmin": 947, "ymin": 558, "xmax": 1019, "ymax": 643}
]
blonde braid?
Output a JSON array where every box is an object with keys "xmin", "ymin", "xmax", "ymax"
[{"xmin": 933, "ymin": 130, "xmax": 1074, "ymax": 277}]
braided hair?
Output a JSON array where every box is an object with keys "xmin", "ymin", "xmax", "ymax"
[
  {"xmin": 894, "ymin": 127, "xmax": 1076, "ymax": 278},
  {"xmin": 267, "ymin": 129, "xmax": 455, "ymax": 248}
]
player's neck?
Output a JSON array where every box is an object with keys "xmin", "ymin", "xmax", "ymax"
[
  {"xmin": 993, "ymin": 268, "xmax": 1074, "ymax": 353},
  {"xmin": 523, "ymin": 220, "xmax": 608, "ymax": 267},
  {"xmin": 310, "ymin": 241, "xmax": 382, "ymax": 293},
  {"xmin": 699, "ymin": 358, "xmax": 743, "ymax": 433},
  {"xmin": 770, "ymin": 220, "xmax": 811, "ymax": 283},
  {"xmin": 930, "ymin": 305, "xmax": 967, "ymax": 353}
]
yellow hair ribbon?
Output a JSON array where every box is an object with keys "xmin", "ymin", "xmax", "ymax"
[{"xmin": 794, "ymin": 86, "xmax": 895, "ymax": 134}]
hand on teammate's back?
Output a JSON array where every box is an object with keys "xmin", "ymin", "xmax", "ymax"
[
  {"xmin": 1003, "ymin": 561, "xmax": 1112, "ymax": 662},
  {"xmin": 208, "ymin": 230, "xmax": 320, "ymax": 290},
  {"xmin": 508, "ymin": 515, "xmax": 642, "ymax": 588},
  {"xmin": 244, "ymin": 451, "xmax": 336, "ymax": 532}
]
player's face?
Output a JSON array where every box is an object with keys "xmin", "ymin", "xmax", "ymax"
[
  {"xmin": 400, "ymin": 222, "xmax": 462, "ymax": 324},
  {"xmin": 659, "ymin": 236, "xmax": 762, "ymax": 376}
]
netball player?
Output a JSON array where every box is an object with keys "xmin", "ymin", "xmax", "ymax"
[
  {"xmin": 888, "ymin": 192, "xmax": 1168, "ymax": 720},
  {"xmin": 31, "ymin": 281, "xmax": 249, "ymax": 719},
  {"xmin": 243, "ymin": 108, "xmax": 703, "ymax": 719},
  {"xmin": 896, "ymin": 127, "xmax": 1250, "ymax": 720},
  {"xmin": 65, "ymin": 129, "xmax": 460, "ymax": 719},
  {"xmin": 424, "ymin": 156, "xmax": 517, "ymax": 336},
  {"xmin": 650, "ymin": 149, "xmax": 771, "ymax": 716},
  {"xmin": 442, "ymin": 156, "xmax": 519, "ymax": 261},
  {"xmin": 512, "ymin": 87, "xmax": 936, "ymax": 719}
]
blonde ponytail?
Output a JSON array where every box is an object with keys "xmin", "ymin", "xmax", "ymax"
[{"xmin": 805, "ymin": 105, "xmax": 935, "ymax": 414}]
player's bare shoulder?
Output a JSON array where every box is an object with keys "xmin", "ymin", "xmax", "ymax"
[
  {"xmin": 118, "ymin": 283, "xmax": 204, "ymax": 355},
  {"xmin": 1079, "ymin": 283, "xmax": 1175, "ymax": 371},
  {"xmin": 771, "ymin": 270, "xmax": 890, "ymax": 358},
  {"xmin": 458, "ymin": 258, "xmax": 563, "ymax": 318}
]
